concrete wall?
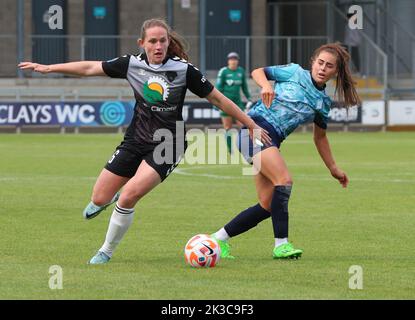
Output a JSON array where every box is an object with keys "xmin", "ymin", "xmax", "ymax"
[
  {"xmin": 67, "ymin": 0, "xmax": 84, "ymax": 61},
  {"xmin": 173, "ymin": 0, "xmax": 200, "ymax": 65},
  {"xmin": 119, "ymin": 0, "xmax": 167, "ymax": 55},
  {"xmin": 0, "ymin": 0, "xmax": 269, "ymax": 77},
  {"xmin": 250, "ymin": 0, "xmax": 267, "ymax": 70},
  {"xmin": 0, "ymin": 0, "xmax": 18, "ymax": 76}
]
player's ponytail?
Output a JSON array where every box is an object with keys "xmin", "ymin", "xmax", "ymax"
[
  {"xmin": 311, "ymin": 43, "xmax": 361, "ymax": 107},
  {"xmin": 140, "ymin": 18, "xmax": 189, "ymax": 61},
  {"xmin": 167, "ymin": 30, "xmax": 189, "ymax": 62}
]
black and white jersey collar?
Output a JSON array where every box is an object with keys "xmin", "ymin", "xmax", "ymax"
[{"xmin": 138, "ymin": 52, "xmax": 171, "ymax": 66}]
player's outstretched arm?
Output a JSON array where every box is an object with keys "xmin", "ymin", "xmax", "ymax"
[
  {"xmin": 313, "ymin": 124, "xmax": 349, "ymax": 188},
  {"xmin": 18, "ymin": 61, "xmax": 106, "ymax": 77}
]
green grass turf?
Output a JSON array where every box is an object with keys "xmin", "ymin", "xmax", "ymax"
[{"xmin": 0, "ymin": 131, "xmax": 414, "ymax": 299}]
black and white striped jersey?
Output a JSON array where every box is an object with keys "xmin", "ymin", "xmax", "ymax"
[{"xmin": 102, "ymin": 53, "xmax": 214, "ymax": 146}]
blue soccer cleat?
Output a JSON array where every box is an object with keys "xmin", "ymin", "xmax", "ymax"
[
  {"xmin": 83, "ymin": 192, "xmax": 120, "ymax": 220},
  {"xmin": 88, "ymin": 251, "xmax": 111, "ymax": 265}
]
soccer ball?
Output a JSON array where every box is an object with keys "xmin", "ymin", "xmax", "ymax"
[{"xmin": 184, "ymin": 234, "xmax": 221, "ymax": 268}]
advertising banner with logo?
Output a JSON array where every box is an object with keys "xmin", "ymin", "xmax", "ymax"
[
  {"xmin": 182, "ymin": 102, "xmax": 362, "ymax": 125},
  {"xmin": 328, "ymin": 102, "xmax": 361, "ymax": 123},
  {"xmin": 0, "ymin": 101, "xmax": 363, "ymax": 127},
  {"xmin": 0, "ymin": 101, "xmax": 134, "ymax": 126}
]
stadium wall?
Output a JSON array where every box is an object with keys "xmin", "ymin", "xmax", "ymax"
[{"xmin": 0, "ymin": 0, "xmax": 270, "ymax": 76}]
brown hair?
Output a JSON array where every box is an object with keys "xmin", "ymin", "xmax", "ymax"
[
  {"xmin": 140, "ymin": 18, "xmax": 189, "ymax": 61},
  {"xmin": 310, "ymin": 42, "xmax": 361, "ymax": 107}
]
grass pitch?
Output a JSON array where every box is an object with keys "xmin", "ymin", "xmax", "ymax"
[{"xmin": 0, "ymin": 131, "xmax": 414, "ymax": 299}]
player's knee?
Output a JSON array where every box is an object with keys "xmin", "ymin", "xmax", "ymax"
[
  {"xmin": 118, "ymin": 190, "xmax": 142, "ymax": 208},
  {"xmin": 274, "ymin": 175, "xmax": 293, "ymax": 186},
  {"xmin": 258, "ymin": 195, "xmax": 272, "ymax": 212},
  {"xmin": 91, "ymin": 194, "xmax": 110, "ymax": 207},
  {"xmin": 259, "ymin": 201, "xmax": 272, "ymax": 212}
]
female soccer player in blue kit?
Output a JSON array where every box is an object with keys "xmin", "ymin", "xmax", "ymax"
[{"xmin": 212, "ymin": 43, "xmax": 361, "ymax": 259}]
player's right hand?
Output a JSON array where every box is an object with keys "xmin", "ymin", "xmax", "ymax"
[
  {"xmin": 261, "ymin": 85, "xmax": 275, "ymax": 108},
  {"xmin": 330, "ymin": 167, "xmax": 349, "ymax": 188},
  {"xmin": 18, "ymin": 62, "xmax": 51, "ymax": 74}
]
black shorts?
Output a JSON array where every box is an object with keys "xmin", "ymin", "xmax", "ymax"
[{"xmin": 104, "ymin": 142, "xmax": 186, "ymax": 181}]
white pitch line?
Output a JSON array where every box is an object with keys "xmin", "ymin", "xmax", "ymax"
[
  {"xmin": 1, "ymin": 168, "xmax": 414, "ymax": 184},
  {"xmin": 174, "ymin": 167, "xmax": 247, "ymax": 180},
  {"xmin": 173, "ymin": 167, "xmax": 415, "ymax": 184}
]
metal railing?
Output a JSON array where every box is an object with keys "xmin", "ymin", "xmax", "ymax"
[
  {"xmin": 330, "ymin": 3, "xmax": 388, "ymax": 99},
  {"xmin": 1, "ymin": 34, "xmax": 328, "ymax": 76},
  {"xmin": 0, "ymin": 32, "xmax": 388, "ymax": 100},
  {"xmin": 265, "ymin": 1, "xmax": 388, "ymax": 98},
  {"xmin": 346, "ymin": 0, "xmax": 415, "ymax": 80}
]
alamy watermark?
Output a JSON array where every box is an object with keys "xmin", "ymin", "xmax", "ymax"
[
  {"xmin": 348, "ymin": 5, "xmax": 363, "ymax": 30},
  {"xmin": 348, "ymin": 265, "xmax": 363, "ymax": 290},
  {"xmin": 49, "ymin": 265, "xmax": 63, "ymax": 290},
  {"xmin": 152, "ymin": 122, "xmax": 263, "ymax": 176},
  {"xmin": 107, "ymin": 123, "xmax": 264, "ymax": 176},
  {"xmin": 46, "ymin": 5, "xmax": 63, "ymax": 30}
]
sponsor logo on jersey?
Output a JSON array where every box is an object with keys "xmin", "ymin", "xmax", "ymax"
[
  {"xmin": 151, "ymin": 105, "xmax": 177, "ymax": 112},
  {"xmin": 143, "ymin": 76, "xmax": 170, "ymax": 104}
]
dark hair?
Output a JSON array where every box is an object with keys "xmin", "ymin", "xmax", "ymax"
[
  {"xmin": 311, "ymin": 42, "xmax": 361, "ymax": 107},
  {"xmin": 140, "ymin": 18, "xmax": 189, "ymax": 61}
]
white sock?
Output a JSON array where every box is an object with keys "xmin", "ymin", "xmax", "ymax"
[
  {"xmin": 275, "ymin": 238, "xmax": 288, "ymax": 247},
  {"xmin": 214, "ymin": 227, "xmax": 230, "ymax": 241},
  {"xmin": 99, "ymin": 203, "xmax": 134, "ymax": 257}
]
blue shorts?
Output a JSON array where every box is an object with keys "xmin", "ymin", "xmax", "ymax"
[{"xmin": 237, "ymin": 116, "xmax": 284, "ymax": 164}]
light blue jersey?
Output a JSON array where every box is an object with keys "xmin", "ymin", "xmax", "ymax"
[{"xmin": 248, "ymin": 63, "xmax": 332, "ymax": 139}]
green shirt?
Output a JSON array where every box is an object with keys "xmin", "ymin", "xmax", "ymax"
[{"xmin": 215, "ymin": 66, "xmax": 251, "ymax": 103}]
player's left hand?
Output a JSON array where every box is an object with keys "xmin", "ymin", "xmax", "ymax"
[
  {"xmin": 249, "ymin": 124, "xmax": 272, "ymax": 147},
  {"xmin": 330, "ymin": 167, "xmax": 349, "ymax": 188}
]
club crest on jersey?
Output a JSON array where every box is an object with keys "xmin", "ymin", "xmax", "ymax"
[
  {"xmin": 165, "ymin": 71, "xmax": 177, "ymax": 82},
  {"xmin": 143, "ymin": 76, "xmax": 170, "ymax": 104}
]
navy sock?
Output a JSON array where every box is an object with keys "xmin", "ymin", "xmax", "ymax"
[
  {"xmin": 224, "ymin": 204, "xmax": 271, "ymax": 237},
  {"xmin": 270, "ymin": 185, "xmax": 292, "ymax": 238}
]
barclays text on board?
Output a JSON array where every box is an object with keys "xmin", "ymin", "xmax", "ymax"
[
  {"xmin": 0, "ymin": 101, "xmax": 134, "ymax": 126},
  {"xmin": 0, "ymin": 101, "xmax": 361, "ymax": 126}
]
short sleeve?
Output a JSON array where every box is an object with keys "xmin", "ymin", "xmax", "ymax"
[
  {"xmin": 102, "ymin": 55, "xmax": 131, "ymax": 79},
  {"xmin": 313, "ymin": 112, "xmax": 328, "ymax": 129},
  {"xmin": 264, "ymin": 63, "xmax": 300, "ymax": 81},
  {"xmin": 186, "ymin": 64, "xmax": 214, "ymax": 98},
  {"xmin": 314, "ymin": 99, "xmax": 332, "ymax": 130}
]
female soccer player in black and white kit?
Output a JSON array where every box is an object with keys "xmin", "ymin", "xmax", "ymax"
[{"xmin": 19, "ymin": 18, "xmax": 271, "ymax": 264}]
